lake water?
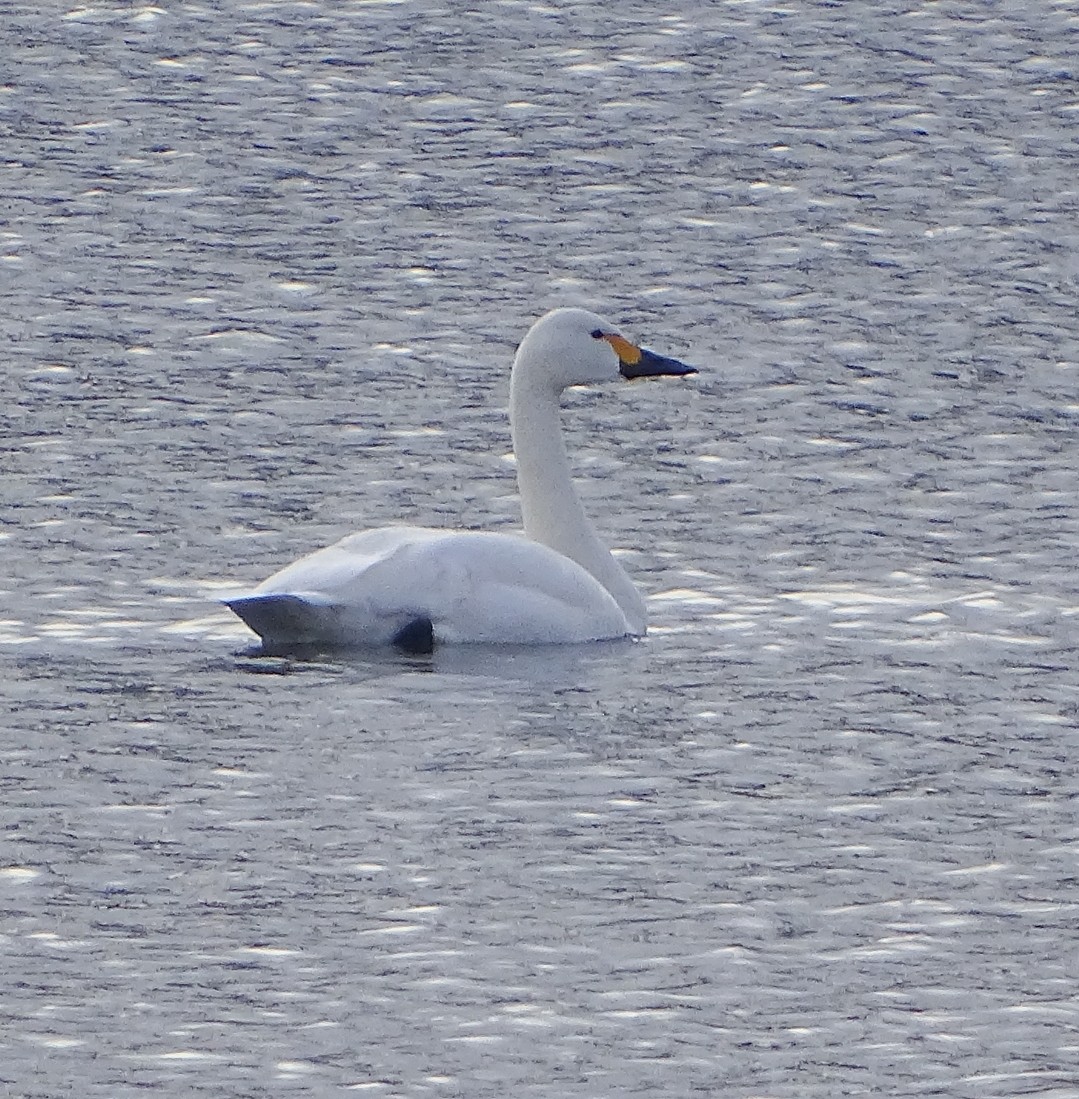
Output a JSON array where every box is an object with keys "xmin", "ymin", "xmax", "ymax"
[{"xmin": 3, "ymin": 2, "xmax": 1078, "ymax": 1096}]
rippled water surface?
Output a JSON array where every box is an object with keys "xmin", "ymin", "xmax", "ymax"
[{"xmin": 3, "ymin": 2, "xmax": 1078, "ymax": 1096}]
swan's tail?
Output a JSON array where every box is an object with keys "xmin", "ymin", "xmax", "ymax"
[
  {"xmin": 224, "ymin": 593, "xmax": 435, "ymax": 654},
  {"xmin": 224, "ymin": 593, "xmax": 340, "ymax": 647}
]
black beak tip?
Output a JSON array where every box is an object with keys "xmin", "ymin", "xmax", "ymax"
[{"xmin": 621, "ymin": 347, "xmax": 699, "ymax": 380}]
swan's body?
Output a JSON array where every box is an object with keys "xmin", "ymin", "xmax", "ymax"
[{"xmin": 225, "ymin": 307, "xmax": 695, "ymax": 652}]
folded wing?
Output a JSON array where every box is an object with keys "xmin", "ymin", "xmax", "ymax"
[{"xmin": 224, "ymin": 526, "xmax": 633, "ymax": 649}]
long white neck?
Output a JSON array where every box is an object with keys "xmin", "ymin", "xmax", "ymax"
[{"xmin": 509, "ymin": 373, "xmax": 647, "ymax": 634}]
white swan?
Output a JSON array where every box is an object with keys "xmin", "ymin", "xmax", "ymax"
[{"xmin": 224, "ymin": 307, "xmax": 696, "ymax": 652}]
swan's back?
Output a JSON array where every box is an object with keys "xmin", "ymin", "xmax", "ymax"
[{"xmin": 226, "ymin": 526, "xmax": 633, "ymax": 649}]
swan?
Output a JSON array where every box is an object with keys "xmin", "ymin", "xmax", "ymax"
[{"xmin": 224, "ymin": 307, "xmax": 696, "ymax": 653}]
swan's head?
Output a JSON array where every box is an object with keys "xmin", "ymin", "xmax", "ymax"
[{"xmin": 514, "ymin": 307, "xmax": 698, "ymax": 391}]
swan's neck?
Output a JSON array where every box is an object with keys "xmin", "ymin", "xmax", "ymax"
[{"xmin": 510, "ymin": 376, "xmax": 646, "ymax": 634}]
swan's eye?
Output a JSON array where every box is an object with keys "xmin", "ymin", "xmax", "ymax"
[{"xmin": 590, "ymin": 328, "xmax": 604, "ymax": 339}]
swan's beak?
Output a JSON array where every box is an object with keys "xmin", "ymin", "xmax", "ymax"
[{"xmin": 606, "ymin": 334, "xmax": 698, "ymax": 380}]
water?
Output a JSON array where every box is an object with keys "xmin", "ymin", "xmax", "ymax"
[{"xmin": 3, "ymin": 2, "xmax": 1078, "ymax": 1096}]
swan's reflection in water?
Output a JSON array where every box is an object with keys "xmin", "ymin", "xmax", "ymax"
[{"xmin": 234, "ymin": 635, "xmax": 640, "ymax": 695}]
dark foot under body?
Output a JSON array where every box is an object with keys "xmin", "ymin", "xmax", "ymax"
[{"xmin": 392, "ymin": 616, "xmax": 435, "ymax": 655}]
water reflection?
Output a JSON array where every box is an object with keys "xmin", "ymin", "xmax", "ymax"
[{"xmin": 230, "ymin": 635, "xmax": 640, "ymax": 689}]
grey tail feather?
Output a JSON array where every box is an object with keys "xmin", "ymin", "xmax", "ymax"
[
  {"xmin": 392, "ymin": 616, "xmax": 435, "ymax": 655},
  {"xmin": 225, "ymin": 593, "xmax": 336, "ymax": 646}
]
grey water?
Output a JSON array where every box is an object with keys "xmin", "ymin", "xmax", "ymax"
[{"xmin": 3, "ymin": 2, "xmax": 1078, "ymax": 1096}]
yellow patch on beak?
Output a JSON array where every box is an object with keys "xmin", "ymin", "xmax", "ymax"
[{"xmin": 604, "ymin": 334, "xmax": 642, "ymax": 367}]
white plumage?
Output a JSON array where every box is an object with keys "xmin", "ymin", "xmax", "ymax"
[{"xmin": 225, "ymin": 307, "xmax": 696, "ymax": 652}]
